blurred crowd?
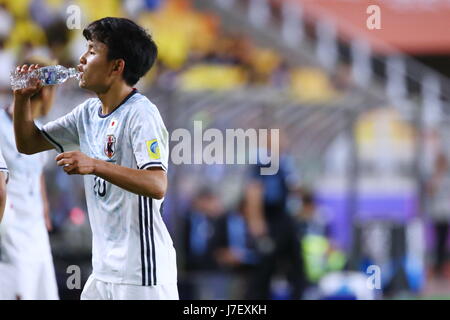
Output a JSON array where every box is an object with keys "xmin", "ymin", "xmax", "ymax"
[{"xmin": 0, "ymin": 0, "xmax": 347, "ymax": 103}]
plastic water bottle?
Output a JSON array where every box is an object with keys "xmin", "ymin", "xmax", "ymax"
[{"xmin": 10, "ymin": 65, "xmax": 82, "ymax": 90}]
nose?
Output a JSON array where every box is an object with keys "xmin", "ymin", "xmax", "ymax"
[{"xmin": 79, "ymin": 52, "xmax": 87, "ymax": 65}]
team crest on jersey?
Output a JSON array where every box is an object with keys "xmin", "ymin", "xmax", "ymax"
[
  {"xmin": 104, "ymin": 134, "xmax": 116, "ymax": 159},
  {"xmin": 146, "ymin": 139, "xmax": 160, "ymax": 160}
]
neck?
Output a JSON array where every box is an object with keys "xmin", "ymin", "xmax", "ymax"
[{"xmin": 98, "ymin": 82, "xmax": 134, "ymax": 115}]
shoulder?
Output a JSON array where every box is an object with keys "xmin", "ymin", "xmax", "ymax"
[
  {"xmin": 59, "ymin": 97, "xmax": 99, "ymax": 120},
  {"xmin": 81, "ymin": 97, "xmax": 101, "ymax": 113},
  {"xmin": 128, "ymin": 93, "xmax": 161, "ymax": 118},
  {"xmin": 130, "ymin": 93, "xmax": 159, "ymax": 114},
  {"xmin": 72, "ymin": 98, "xmax": 100, "ymax": 114}
]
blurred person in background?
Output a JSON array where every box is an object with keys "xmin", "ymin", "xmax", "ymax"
[
  {"xmin": 180, "ymin": 187, "xmax": 228, "ymax": 299},
  {"xmin": 297, "ymin": 190, "xmax": 329, "ymax": 237},
  {"xmin": 213, "ymin": 197, "xmax": 258, "ymax": 299},
  {"xmin": 427, "ymin": 149, "xmax": 450, "ymax": 278},
  {"xmin": 296, "ymin": 190, "xmax": 345, "ymax": 293},
  {"xmin": 243, "ymin": 131, "xmax": 306, "ymax": 299},
  {"xmin": 0, "ymin": 149, "xmax": 8, "ymax": 222},
  {"xmin": 0, "ymin": 55, "xmax": 59, "ymax": 300},
  {"xmin": 0, "ymin": 3, "xmax": 15, "ymax": 97}
]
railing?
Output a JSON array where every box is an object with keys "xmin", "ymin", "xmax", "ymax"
[{"xmin": 212, "ymin": 0, "xmax": 449, "ymax": 127}]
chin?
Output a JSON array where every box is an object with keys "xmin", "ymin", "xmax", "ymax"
[{"xmin": 79, "ymin": 80, "xmax": 89, "ymax": 89}]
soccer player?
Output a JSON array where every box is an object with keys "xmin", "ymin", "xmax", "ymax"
[
  {"xmin": 13, "ymin": 17, "xmax": 178, "ymax": 300},
  {"xmin": 0, "ymin": 55, "xmax": 59, "ymax": 300},
  {"xmin": 0, "ymin": 148, "xmax": 8, "ymax": 222}
]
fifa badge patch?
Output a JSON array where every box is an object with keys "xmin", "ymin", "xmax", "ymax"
[
  {"xmin": 104, "ymin": 134, "xmax": 116, "ymax": 159},
  {"xmin": 146, "ymin": 139, "xmax": 160, "ymax": 160}
]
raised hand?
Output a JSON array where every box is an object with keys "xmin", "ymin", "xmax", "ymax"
[{"xmin": 13, "ymin": 64, "xmax": 43, "ymax": 98}]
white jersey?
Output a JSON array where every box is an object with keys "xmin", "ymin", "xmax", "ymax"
[
  {"xmin": 0, "ymin": 109, "xmax": 50, "ymax": 259},
  {"xmin": 42, "ymin": 90, "xmax": 177, "ymax": 286},
  {"xmin": 0, "ymin": 147, "xmax": 7, "ymax": 182}
]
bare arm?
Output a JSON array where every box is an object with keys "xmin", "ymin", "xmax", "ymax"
[
  {"xmin": 13, "ymin": 64, "xmax": 54, "ymax": 155},
  {"xmin": 0, "ymin": 172, "xmax": 6, "ymax": 223},
  {"xmin": 56, "ymin": 151, "xmax": 167, "ymax": 199}
]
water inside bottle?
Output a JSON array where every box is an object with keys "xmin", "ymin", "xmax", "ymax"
[{"xmin": 10, "ymin": 65, "xmax": 82, "ymax": 90}]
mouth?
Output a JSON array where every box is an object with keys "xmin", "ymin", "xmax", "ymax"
[{"xmin": 77, "ymin": 65, "xmax": 85, "ymax": 79}]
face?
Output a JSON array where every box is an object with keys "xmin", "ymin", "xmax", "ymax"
[{"xmin": 78, "ymin": 40, "xmax": 118, "ymax": 93}]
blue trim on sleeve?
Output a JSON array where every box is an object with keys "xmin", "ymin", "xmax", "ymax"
[
  {"xmin": 139, "ymin": 162, "xmax": 167, "ymax": 171},
  {"xmin": 41, "ymin": 129, "xmax": 64, "ymax": 153}
]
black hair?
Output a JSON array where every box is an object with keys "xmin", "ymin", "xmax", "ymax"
[{"xmin": 83, "ymin": 17, "xmax": 158, "ymax": 86}]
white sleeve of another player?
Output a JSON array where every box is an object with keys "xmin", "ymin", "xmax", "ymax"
[
  {"xmin": 0, "ymin": 148, "xmax": 8, "ymax": 183},
  {"xmin": 130, "ymin": 106, "xmax": 169, "ymax": 172},
  {"xmin": 41, "ymin": 103, "xmax": 84, "ymax": 153}
]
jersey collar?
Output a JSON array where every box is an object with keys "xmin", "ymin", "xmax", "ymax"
[{"xmin": 98, "ymin": 88, "xmax": 138, "ymax": 119}]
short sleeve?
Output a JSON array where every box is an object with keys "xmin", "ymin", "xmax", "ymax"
[
  {"xmin": 129, "ymin": 106, "xmax": 169, "ymax": 172},
  {"xmin": 41, "ymin": 104, "xmax": 83, "ymax": 153},
  {"xmin": 0, "ymin": 148, "xmax": 8, "ymax": 183}
]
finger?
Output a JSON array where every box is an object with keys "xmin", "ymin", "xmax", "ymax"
[
  {"xmin": 20, "ymin": 64, "xmax": 29, "ymax": 73},
  {"xmin": 60, "ymin": 158, "xmax": 75, "ymax": 167},
  {"xmin": 29, "ymin": 77, "xmax": 40, "ymax": 88},
  {"xmin": 30, "ymin": 64, "xmax": 39, "ymax": 74},
  {"xmin": 56, "ymin": 159, "xmax": 73, "ymax": 167},
  {"xmin": 63, "ymin": 164, "xmax": 75, "ymax": 172},
  {"xmin": 33, "ymin": 78, "xmax": 43, "ymax": 89},
  {"xmin": 55, "ymin": 152, "xmax": 71, "ymax": 161},
  {"xmin": 36, "ymin": 79, "xmax": 43, "ymax": 89},
  {"xmin": 64, "ymin": 165, "xmax": 77, "ymax": 174}
]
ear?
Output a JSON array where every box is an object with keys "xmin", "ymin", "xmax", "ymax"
[{"xmin": 112, "ymin": 59, "xmax": 125, "ymax": 75}]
